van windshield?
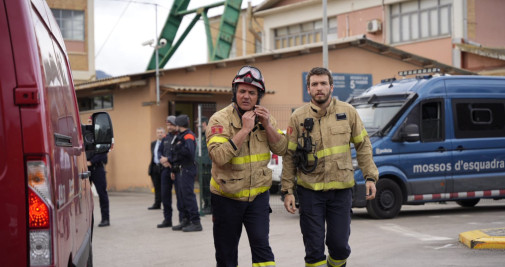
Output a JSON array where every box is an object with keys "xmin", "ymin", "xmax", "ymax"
[{"xmin": 354, "ymin": 102, "xmax": 404, "ymax": 135}]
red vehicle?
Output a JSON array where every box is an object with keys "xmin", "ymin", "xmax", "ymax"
[{"xmin": 0, "ymin": 0, "xmax": 113, "ymax": 266}]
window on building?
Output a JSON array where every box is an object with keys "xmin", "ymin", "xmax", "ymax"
[
  {"xmin": 78, "ymin": 95, "xmax": 113, "ymax": 112},
  {"xmin": 453, "ymin": 100, "xmax": 505, "ymax": 139},
  {"xmin": 52, "ymin": 9, "xmax": 85, "ymax": 41},
  {"xmin": 274, "ymin": 17, "xmax": 337, "ymax": 49},
  {"xmin": 390, "ymin": 0, "xmax": 452, "ymax": 44}
]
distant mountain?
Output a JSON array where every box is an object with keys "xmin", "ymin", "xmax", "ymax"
[{"xmin": 96, "ymin": 70, "xmax": 112, "ymax": 79}]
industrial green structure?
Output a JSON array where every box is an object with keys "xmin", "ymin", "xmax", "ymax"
[{"xmin": 146, "ymin": 0, "xmax": 243, "ymax": 70}]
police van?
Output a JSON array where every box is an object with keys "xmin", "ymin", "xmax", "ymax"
[{"xmin": 349, "ymin": 68, "xmax": 505, "ymax": 219}]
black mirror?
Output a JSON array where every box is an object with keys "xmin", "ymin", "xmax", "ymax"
[
  {"xmin": 401, "ymin": 124, "xmax": 420, "ymax": 142},
  {"xmin": 82, "ymin": 112, "xmax": 114, "ymax": 153}
]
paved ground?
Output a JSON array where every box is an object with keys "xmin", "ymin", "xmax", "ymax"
[{"xmin": 92, "ymin": 191, "xmax": 505, "ymax": 266}]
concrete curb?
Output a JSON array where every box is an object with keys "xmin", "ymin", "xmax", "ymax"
[{"xmin": 459, "ymin": 228, "xmax": 505, "ymax": 249}]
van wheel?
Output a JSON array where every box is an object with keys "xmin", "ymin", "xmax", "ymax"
[
  {"xmin": 366, "ymin": 179, "xmax": 402, "ymax": 219},
  {"xmin": 456, "ymin": 198, "xmax": 480, "ymax": 207}
]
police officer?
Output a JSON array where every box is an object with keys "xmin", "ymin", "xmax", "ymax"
[
  {"xmin": 171, "ymin": 114, "xmax": 202, "ymax": 232},
  {"xmin": 156, "ymin": 116, "xmax": 178, "ymax": 228},
  {"xmin": 281, "ymin": 67, "xmax": 378, "ymax": 267},
  {"xmin": 207, "ymin": 65, "xmax": 287, "ymax": 267},
  {"xmin": 86, "ymin": 150, "xmax": 110, "ymax": 227}
]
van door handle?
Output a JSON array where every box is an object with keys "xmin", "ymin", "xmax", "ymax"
[
  {"xmin": 436, "ymin": 146, "xmax": 446, "ymax": 152},
  {"xmin": 456, "ymin": 145, "xmax": 464, "ymax": 151},
  {"xmin": 79, "ymin": 171, "xmax": 91, "ymax": 179}
]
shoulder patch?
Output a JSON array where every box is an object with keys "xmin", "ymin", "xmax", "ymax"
[
  {"xmin": 287, "ymin": 126, "xmax": 293, "ymax": 135},
  {"xmin": 211, "ymin": 125, "xmax": 223, "ymax": 134},
  {"xmin": 184, "ymin": 133, "xmax": 195, "ymax": 141}
]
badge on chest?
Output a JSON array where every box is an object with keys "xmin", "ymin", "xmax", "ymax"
[{"xmin": 336, "ymin": 113, "xmax": 347, "ymax": 121}]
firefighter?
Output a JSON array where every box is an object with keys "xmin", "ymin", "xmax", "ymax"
[
  {"xmin": 171, "ymin": 114, "xmax": 202, "ymax": 232},
  {"xmin": 281, "ymin": 67, "xmax": 379, "ymax": 267},
  {"xmin": 207, "ymin": 65, "xmax": 287, "ymax": 267}
]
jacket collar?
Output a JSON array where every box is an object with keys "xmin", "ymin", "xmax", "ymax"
[{"xmin": 309, "ymin": 98, "xmax": 337, "ymax": 118}]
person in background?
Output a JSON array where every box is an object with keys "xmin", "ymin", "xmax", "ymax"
[
  {"xmin": 281, "ymin": 67, "xmax": 378, "ymax": 267},
  {"xmin": 206, "ymin": 65, "xmax": 287, "ymax": 266},
  {"xmin": 157, "ymin": 116, "xmax": 178, "ymax": 228},
  {"xmin": 148, "ymin": 127, "xmax": 165, "ymax": 210},
  {"xmin": 171, "ymin": 114, "xmax": 202, "ymax": 232},
  {"xmin": 86, "ymin": 116, "xmax": 111, "ymax": 227},
  {"xmin": 195, "ymin": 116, "xmax": 212, "ymax": 214}
]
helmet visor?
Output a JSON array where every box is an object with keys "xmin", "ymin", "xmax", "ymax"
[
  {"xmin": 237, "ymin": 66, "xmax": 263, "ymax": 81},
  {"xmin": 233, "ymin": 66, "xmax": 265, "ymax": 91}
]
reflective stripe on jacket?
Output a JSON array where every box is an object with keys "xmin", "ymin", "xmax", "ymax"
[
  {"xmin": 281, "ymin": 98, "xmax": 378, "ymax": 193},
  {"xmin": 206, "ymin": 104, "xmax": 287, "ymax": 202}
]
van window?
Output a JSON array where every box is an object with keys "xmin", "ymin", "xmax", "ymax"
[
  {"xmin": 452, "ymin": 99, "xmax": 505, "ymax": 138},
  {"xmin": 403, "ymin": 99, "xmax": 444, "ymax": 142}
]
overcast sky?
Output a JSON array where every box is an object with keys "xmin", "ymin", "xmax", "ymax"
[{"xmin": 94, "ymin": 0, "xmax": 264, "ymax": 77}]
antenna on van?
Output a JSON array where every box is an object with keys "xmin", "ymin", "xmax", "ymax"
[{"xmin": 381, "ymin": 77, "xmax": 396, "ymax": 88}]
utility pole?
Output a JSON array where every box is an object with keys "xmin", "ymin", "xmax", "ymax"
[{"xmin": 322, "ymin": 0, "xmax": 328, "ymax": 69}]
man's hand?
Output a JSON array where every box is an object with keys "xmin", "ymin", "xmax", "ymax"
[
  {"xmin": 160, "ymin": 156, "xmax": 167, "ymax": 164},
  {"xmin": 171, "ymin": 172, "xmax": 175, "ymax": 181},
  {"xmin": 241, "ymin": 110, "xmax": 256, "ymax": 132},
  {"xmin": 162, "ymin": 161, "xmax": 171, "ymax": 168},
  {"xmin": 283, "ymin": 194, "xmax": 297, "ymax": 214},
  {"xmin": 87, "ymin": 161, "xmax": 92, "ymax": 167},
  {"xmin": 254, "ymin": 105, "xmax": 271, "ymax": 127},
  {"xmin": 366, "ymin": 181, "xmax": 377, "ymax": 200}
]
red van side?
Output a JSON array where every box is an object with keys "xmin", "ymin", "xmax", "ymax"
[{"xmin": 0, "ymin": 0, "xmax": 113, "ymax": 266}]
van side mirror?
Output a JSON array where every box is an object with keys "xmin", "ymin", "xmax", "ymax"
[
  {"xmin": 401, "ymin": 124, "xmax": 420, "ymax": 142},
  {"xmin": 82, "ymin": 112, "xmax": 114, "ymax": 153}
]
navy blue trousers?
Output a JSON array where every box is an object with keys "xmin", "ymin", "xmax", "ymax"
[
  {"xmin": 298, "ymin": 186, "xmax": 352, "ymax": 265},
  {"xmin": 161, "ymin": 168, "xmax": 174, "ymax": 222},
  {"xmin": 90, "ymin": 166, "xmax": 109, "ymax": 221},
  {"xmin": 175, "ymin": 167, "xmax": 200, "ymax": 223},
  {"xmin": 212, "ymin": 191, "xmax": 275, "ymax": 267}
]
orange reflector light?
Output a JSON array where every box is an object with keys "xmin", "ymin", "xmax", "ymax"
[{"xmin": 29, "ymin": 190, "xmax": 50, "ymax": 228}]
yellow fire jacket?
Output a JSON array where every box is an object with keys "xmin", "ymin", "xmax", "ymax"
[
  {"xmin": 281, "ymin": 98, "xmax": 378, "ymax": 194},
  {"xmin": 206, "ymin": 104, "xmax": 287, "ymax": 202}
]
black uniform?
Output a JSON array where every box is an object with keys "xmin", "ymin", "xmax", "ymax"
[
  {"xmin": 171, "ymin": 129, "xmax": 200, "ymax": 229},
  {"xmin": 158, "ymin": 132, "xmax": 177, "ymax": 224}
]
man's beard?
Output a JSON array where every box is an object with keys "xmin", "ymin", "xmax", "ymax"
[{"xmin": 311, "ymin": 92, "xmax": 330, "ymax": 104}]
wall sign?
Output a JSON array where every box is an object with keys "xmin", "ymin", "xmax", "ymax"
[{"xmin": 302, "ymin": 72, "xmax": 372, "ymax": 102}]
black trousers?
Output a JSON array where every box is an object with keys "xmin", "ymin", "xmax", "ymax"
[
  {"xmin": 150, "ymin": 164, "xmax": 162, "ymax": 206},
  {"xmin": 212, "ymin": 191, "xmax": 275, "ymax": 267},
  {"xmin": 161, "ymin": 168, "xmax": 174, "ymax": 222},
  {"xmin": 298, "ymin": 186, "xmax": 352, "ymax": 266},
  {"xmin": 90, "ymin": 165, "xmax": 109, "ymax": 221},
  {"xmin": 175, "ymin": 167, "xmax": 200, "ymax": 223}
]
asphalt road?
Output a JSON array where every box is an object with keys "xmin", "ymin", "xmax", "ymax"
[{"xmin": 92, "ymin": 191, "xmax": 505, "ymax": 266}]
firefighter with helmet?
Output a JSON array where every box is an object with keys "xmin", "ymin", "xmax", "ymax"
[{"xmin": 206, "ymin": 65, "xmax": 287, "ymax": 266}]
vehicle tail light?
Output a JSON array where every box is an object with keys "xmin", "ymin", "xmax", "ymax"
[
  {"xmin": 271, "ymin": 154, "xmax": 279, "ymax": 165},
  {"xmin": 27, "ymin": 156, "xmax": 53, "ymax": 266}
]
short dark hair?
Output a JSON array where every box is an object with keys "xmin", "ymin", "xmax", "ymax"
[{"xmin": 306, "ymin": 67, "xmax": 333, "ymax": 88}]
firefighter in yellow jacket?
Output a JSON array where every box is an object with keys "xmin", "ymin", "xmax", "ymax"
[
  {"xmin": 282, "ymin": 67, "xmax": 378, "ymax": 267},
  {"xmin": 207, "ymin": 65, "xmax": 287, "ymax": 267}
]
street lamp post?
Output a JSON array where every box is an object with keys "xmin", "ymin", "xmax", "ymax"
[{"xmin": 142, "ymin": 3, "xmax": 166, "ymax": 105}]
